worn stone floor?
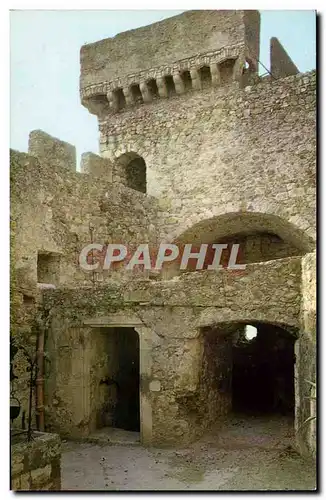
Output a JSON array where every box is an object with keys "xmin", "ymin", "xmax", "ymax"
[{"xmin": 61, "ymin": 414, "xmax": 316, "ymax": 491}]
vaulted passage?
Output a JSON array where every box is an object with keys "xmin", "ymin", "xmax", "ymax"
[
  {"xmin": 232, "ymin": 323, "xmax": 296, "ymax": 415},
  {"xmin": 168, "ymin": 211, "xmax": 314, "ymax": 278},
  {"xmin": 198, "ymin": 321, "xmax": 298, "ymax": 433},
  {"xmin": 215, "ymin": 231, "xmax": 302, "ymax": 266}
]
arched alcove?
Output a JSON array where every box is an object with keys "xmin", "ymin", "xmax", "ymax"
[
  {"xmin": 174, "ymin": 211, "xmax": 314, "ymax": 253},
  {"xmin": 115, "ymin": 152, "xmax": 147, "ymax": 193}
]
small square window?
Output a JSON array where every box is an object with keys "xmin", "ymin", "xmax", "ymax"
[
  {"xmin": 37, "ymin": 252, "xmax": 60, "ymax": 285},
  {"xmin": 23, "ymin": 294, "xmax": 35, "ymax": 306}
]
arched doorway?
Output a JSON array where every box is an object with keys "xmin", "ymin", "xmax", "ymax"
[
  {"xmin": 231, "ymin": 322, "xmax": 297, "ymax": 415},
  {"xmin": 198, "ymin": 320, "xmax": 299, "ymax": 448}
]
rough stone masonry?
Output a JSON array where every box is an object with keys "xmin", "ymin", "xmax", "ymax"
[{"xmin": 10, "ymin": 9, "xmax": 316, "ymax": 473}]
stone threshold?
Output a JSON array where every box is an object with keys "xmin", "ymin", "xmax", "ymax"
[{"xmin": 82, "ymin": 427, "xmax": 140, "ymax": 447}]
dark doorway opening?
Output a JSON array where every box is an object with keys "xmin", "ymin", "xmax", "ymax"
[
  {"xmin": 232, "ymin": 323, "xmax": 296, "ymax": 416},
  {"xmin": 95, "ymin": 327, "xmax": 140, "ymax": 433},
  {"xmin": 198, "ymin": 322, "xmax": 298, "ymax": 451},
  {"xmin": 114, "ymin": 327, "xmax": 140, "ymax": 431}
]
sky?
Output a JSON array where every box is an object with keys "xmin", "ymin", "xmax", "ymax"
[{"xmin": 10, "ymin": 10, "xmax": 316, "ymax": 164}]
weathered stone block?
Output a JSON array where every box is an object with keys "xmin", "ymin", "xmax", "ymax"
[
  {"xmin": 11, "ymin": 476, "xmax": 21, "ymax": 490},
  {"xmin": 19, "ymin": 473, "xmax": 31, "ymax": 490},
  {"xmin": 80, "ymin": 152, "xmax": 113, "ymax": 181},
  {"xmin": 11, "ymin": 432, "xmax": 61, "ymax": 491},
  {"xmin": 28, "ymin": 130, "xmax": 76, "ymax": 172},
  {"xmin": 31, "ymin": 465, "xmax": 52, "ymax": 489}
]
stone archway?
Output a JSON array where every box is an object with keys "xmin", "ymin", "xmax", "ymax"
[
  {"xmin": 162, "ymin": 211, "xmax": 314, "ymax": 279},
  {"xmin": 162, "ymin": 316, "xmax": 301, "ymax": 450},
  {"xmin": 198, "ymin": 321, "xmax": 299, "ymax": 419},
  {"xmin": 173, "ymin": 211, "xmax": 315, "ymax": 251},
  {"xmin": 167, "ymin": 209, "xmax": 315, "ymax": 247},
  {"xmin": 114, "ymin": 152, "xmax": 147, "ymax": 193}
]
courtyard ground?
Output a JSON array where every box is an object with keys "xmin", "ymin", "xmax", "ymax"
[{"xmin": 61, "ymin": 414, "xmax": 316, "ymax": 491}]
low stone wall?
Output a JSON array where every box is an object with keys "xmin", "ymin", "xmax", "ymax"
[{"xmin": 11, "ymin": 432, "xmax": 61, "ymax": 491}]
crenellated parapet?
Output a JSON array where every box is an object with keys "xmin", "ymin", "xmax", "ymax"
[
  {"xmin": 80, "ymin": 10, "xmax": 261, "ymax": 117},
  {"xmin": 27, "ymin": 129, "xmax": 114, "ymax": 183},
  {"xmin": 28, "ymin": 130, "xmax": 76, "ymax": 172},
  {"xmin": 81, "ymin": 44, "xmax": 254, "ymax": 115}
]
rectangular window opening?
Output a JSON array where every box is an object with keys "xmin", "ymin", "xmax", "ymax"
[{"xmin": 37, "ymin": 252, "xmax": 60, "ymax": 285}]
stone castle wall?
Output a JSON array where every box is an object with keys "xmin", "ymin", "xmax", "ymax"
[
  {"xmin": 295, "ymin": 251, "xmax": 317, "ymax": 458},
  {"xmin": 10, "ymin": 137, "xmax": 159, "ymax": 435},
  {"xmin": 41, "ymin": 255, "xmax": 302, "ymax": 443},
  {"xmin": 99, "ymin": 71, "xmax": 316, "ymax": 245},
  {"xmin": 10, "ymin": 143, "xmax": 159, "ymax": 292}
]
